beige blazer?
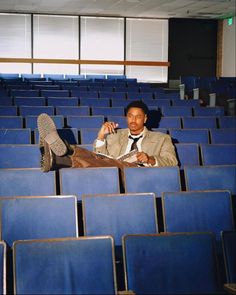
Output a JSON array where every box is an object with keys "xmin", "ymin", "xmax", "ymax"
[{"xmin": 93, "ymin": 127, "xmax": 178, "ymax": 167}]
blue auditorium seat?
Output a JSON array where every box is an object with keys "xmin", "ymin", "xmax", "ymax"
[
  {"xmin": 14, "ymin": 97, "xmax": 46, "ymax": 106},
  {"xmin": 65, "ymin": 74, "xmax": 85, "ymax": 80},
  {"xmin": 0, "ymin": 106, "xmax": 17, "ymax": 116},
  {"xmin": 218, "ymin": 116, "xmax": 236, "ymax": 129},
  {"xmin": 80, "ymin": 128, "xmax": 99, "ymax": 144},
  {"xmin": 10, "ymin": 89, "xmax": 40, "ymax": 97},
  {"xmin": 184, "ymin": 165, "xmax": 236, "ymax": 195},
  {"xmin": 0, "ymin": 129, "xmax": 31, "ymax": 144},
  {"xmin": 33, "ymin": 85, "xmax": 60, "ymax": 90},
  {"xmin": 106, "ymin": 116, "xmax": 127, "ymax": 128},
  {"xmin": 182, "ymin": 116, "xmax": 217, "ymax": 129},
  {"xmin": 66, "ymin": 115, "xmax": 104, "ymax": 128},
  {"xmin": 21, "ymin": 74, "xmax": 41, "ymax": 80},
  {"xmin": 0, "ymin": 98, "xmax": 12, "ymax": 106},
  {"xmin": 172, "ymin": 99, "xmax": 200, "ymax": 107},
  {"xmin": 124, "ymin": 166, "xmax": 181, "ymax": 198},
  {"xmin": 13, "ymin": 236, "xmax": 116, "ymax": 294},
  {"xmin": 175, "ymin": 143, "xmax": 200, "ymax": 168},
  {"xmin": 143, "ymin": 98, "xmax": 171, "ymax": 107},
  {"xmin": 0, "ymin": 145, "xmax": 40, "ymax": 168},
  {"xmin": 0, "ymin": 116, "xmax": 23, "ymax": 128},
  {"xmin": 123, "ymin": 233, "xmax": 221, "ymax": 294},
  {"xmin": 0, "ymin": 241, "xmax": 6, "ymax": 295},
  {"xmin": 200, "ymin": 144, "xmax": 236, "ymax": 165},
  {"xmin": 0, "ymin": 195, "xmax": 78, "ymax": 247},
  {"xmin": 47, "ymin": 97, "xmax": 78, "ymax": 106},
  {"xmin": 193, "ymin": 106, "xmax": 225, "ymax": 116},
  {"xmin": 56, "ymin": 106, "xmax": 89, "ymax": 116},
  {"xmin": 80, "ymin": 98, "xmax": 110, "ymax": 107},
  {"xmin": 99, "ymin": 91, "xmax": 126, "ymax": 100},
  {"xmin": 35, "ymin": 127, "xmax": 78, "ymax": 144},
  {"xmin": 91, "ymin": 107, "xmax": 124, "ymax": 117},
  {"xmin": 111, "ymin": 99, "xmax": 129, "ymax": 108},
  {"xmin": 127, "ymin": 92, "xmax": 153, "ymax": 100},
  {"xmin": 210, "ymin": 128, "xmax": 236, "ymax": 144},
  {"xmin": 158, "ymin": 116, "xmax": 182, "ymax": 129},
  {"xmin": 25, "ymin": 115, "xmax": 64, "ymax": 129},
  {"xmin": 161, "ymin": 106, "xmax": 193, "ymax": 117},
  {"xmin": 0, "ymin": 169, "xmax": 56, "ymax": 197},
  {"xmin": 83, "ymin": 193, "xmax": 158, "ymax": 245},
  {"xmin": 19, "ymin": 106, "xmax": 54, "ymax": 116},
  {"xmin": 221, "ymin": 231, "xmax": 236, "ymax": 283},
  {"xmin": 60, "ymin": 167, "xmax": 120, "ymax": 201},
  {"xmin": 71, "ymin": 90, "xmax": 98, "ymax": 98},
  {"xmin": 41, "ymin": 90, "xmax": 70, "ymax": 97},
  {"xmin": 170, "ymin": 128, "xmax": 209, "ymax": 143},
  {"xmin": 162, "ymin": 190, "xmax": 234, "ymax": 243}
]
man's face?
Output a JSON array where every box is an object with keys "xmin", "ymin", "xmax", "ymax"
[{"xmin": 126, "ymin": 107, "xmax": 147, "ymax": 135}]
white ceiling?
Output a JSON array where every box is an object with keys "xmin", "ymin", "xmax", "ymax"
[{"xmin": 0, "ymin": 0, "xmax": 235, "ymax": 19}]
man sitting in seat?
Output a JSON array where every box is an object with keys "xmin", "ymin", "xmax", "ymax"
[{"xmin": 38, "ymin": 100, "xmax": 178, "ymax": 172}]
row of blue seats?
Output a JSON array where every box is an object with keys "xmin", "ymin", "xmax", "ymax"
[
  {"xmin": 0, "ymin": 191, "xmax": 233, "ymax": 246},
  {"xmin": 1, "ymin": 143, "xmax": 235, "ymax": 169},
  {"xmin": 1, "ymin": 127, "xmax": 236, "ymax": 146},
  {"xmin": 0, "ymin": 88, "xmax": 180, "ymax": 100},
  {"xmin": 1, "ymin": 114, "xmax": 235, "ymax": 129},
  {"xmin": 0, "ymin": 165, "xmax": 235, "ymax": 200},
  {"xmin": 1, "ymin": 230, "xmax": 235, "ymax": 294},
  {"xmin": 1, "ymin": 96, "xmax": 200, "ymax": 107},
  {"xmin": 0, "ymin": 105, "xmax": 226, "ymax": 117}
]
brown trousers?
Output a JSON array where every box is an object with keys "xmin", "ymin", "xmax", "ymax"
[{"xmin": 71, "ymin": 146, "xmax": 137, "ymax": 169}]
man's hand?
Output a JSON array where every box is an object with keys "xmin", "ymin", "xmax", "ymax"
[
  {"xmin": 97, "ymin": 122, "xmax": 119, "ymax": 140},
  {"xmin": 136, "ymin": 152, "xmax": 155, "ymax": 165}
]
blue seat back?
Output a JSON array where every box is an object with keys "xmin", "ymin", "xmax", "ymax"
[
  {"xmin": 175, "ymin": 143, "xmax": 200, "ymax": 168},
  {"xmin": 123, "ymin": 233, "xmax": 220, "ymax": 294},
  {"xmin": 106, "ymin": 116, "xmax": 127, "ymax": 128},
  {"xmin": 80, "ymin": 128, "xmax": 99, "ymax": 144},
  {"xmin": 170, "ymin": 129, "xmax": 209, "ymax": 143},
  {"xmin": 222, "ymin": 231, "xmax": 236, "ymax": 283},
  {"xmin": 66, "ymin": 115, "xmax": 104, "ymax": 128},
  {"xmin": 0, "ymin": 145, "xmax": 40, "ymax": 168},
  {"xmin": 14, "ymin": 97, "xmax": 45, "ymax": 106},
  {"xmin": 0, "ymin": 128, "xmax": 31, "ymax": 144},
  {"xmin": 162, "ymin": 106, "xmax": 192, "ymax": 117},
  {"xmin": 56, "ymin": 106, "xmax": 89, "ymax": 116},
  {"xmin": 201, "ymin": 144, "xmax": 236, "ymax": 165},
  {"xmin": 182, "ymin": 116, "xmax": 217, "ymax": 129},
  {"xmin": 19, "ymin": 106, "xmax": 54, "ymax": 116},
  {"xmin": 1, "ymin": 196, "xmax": 78, "ymax": 247},
  {"xmin": 47, "ymin": 97, "xmax": 78, "ymax": 106},
  {"xmin": 158, "ymin": 116, "xmax": 181, "ymax": 129},
  {"xmin": 91, "ymin": 107, "xmax": 124, "ymax": 117},
  {"xmin": 13, "ymin": 236, "xmax": 116, "ymax": 294},
  {"xmin": 60, "ymin": 167, "xmax": 120, "ymax": 201},
  {"xmin": 210, "ymin": 129, "xmax": 236, "ymax": 144},
  {"xmin": 41, "ymin": 90, "xmax": 69, "ymax": 97},
  {"xmin": 0, "ymin": 169, "xmax": 56, "ymax": 196},
  {"xmin": 0, "ymin": 116, "xmax": 23, "ymax": 128},
  {"xmin": 218, "ymin": 116, "xmax": 236, "ymax": 129},
  {"xmin": 162, "ymin": 191, "xmax": 234, "ymax": 242},
  {"xmin": 83, "ymin": 193, "xmax": 158, "ymax": 245},
  {"xmin": 80, "ymin": 98, "xmax": 110, "ymax": 107},
  {"xmin": 184, "ymin": 165, "xmax": 236, "ymax": 195},
  {"xmin": 194, "ymin": 107, "xmax": 225, "ymax": 116},
  {"xmin": 124, "ymin": 166, "xmax": 181, "ymax": 198},
  {"xmin": 0, "ymin": 106, "xmax": 17, "ymax": 116}
]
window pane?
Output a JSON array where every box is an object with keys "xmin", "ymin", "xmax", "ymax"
[
  {"xmin": 81, "ymin": 16, "xmax": 124, "ymax": 75},
  {"xmin": 0, "ymin": 13, "xmax": 31, "ymax": 74},
  {"xmin": 126, "ymin": 18, "xmax": 169, "ymax": 82},
  {"xmin": 33, "ymin": 15, "xmax": 79, "ymax": 74}
]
